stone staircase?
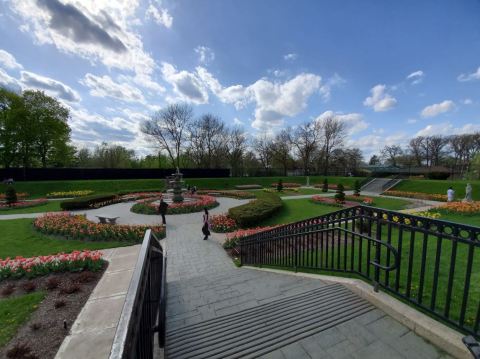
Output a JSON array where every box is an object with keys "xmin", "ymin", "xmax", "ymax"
[
  {"xmin": 361, "ymin": 178, "xmax": 402, "ymax": 194},
  {"xmin": 166, "ymin": 284, "xmax": 374, "ymax": 359}
]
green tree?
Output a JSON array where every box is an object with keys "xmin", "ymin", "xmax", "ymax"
[
  {"xmin": 23, "ymin": 91, "xmax": 71, "ymax": 168},
  {"xmin": 334, "ymin": 183, "xmax": 345, "ymax": 203},
  {"xmin": 276, "ymin": 179, "xmax": 283, "ymax": 192},
  {"xmin": 5, "ymin": 185, "xmax": 17, "ymax": 206},
  {"xmin": 354, "ymin": 180, "xmax": 361, "ymax": 196},
  {"xmin": 0, "ymin": 88, "xmax": 24, "ymax": 168},
  {"xmin": 322, "ymin": 178, "xmax": 328, "ymax": 192}
]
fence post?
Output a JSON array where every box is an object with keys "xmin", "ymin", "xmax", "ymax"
[
  {"xmin": 373, "ymin": 217, "xmax": 382, "ymax": 292},
  {"xmin": 294, "ymin": 233, "xmax": 298, "ymax": 272}
]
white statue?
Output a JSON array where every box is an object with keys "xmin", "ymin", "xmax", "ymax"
[{"xmin": 464, "ymin": 183, "xmax": 473, "ymax": 202}]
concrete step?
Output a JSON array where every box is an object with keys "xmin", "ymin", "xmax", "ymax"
[{"xmin": 166, "ymin": 283, "xmax": 375, "ymax": 359}]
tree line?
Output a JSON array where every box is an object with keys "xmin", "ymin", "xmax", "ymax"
[
  {"xmin": 373, "ymin": 134, "xmax": 480, "ymax": 177},
  {"xmin": 141, "ymin": 103, "xmax": 363, "ymax": 176}
]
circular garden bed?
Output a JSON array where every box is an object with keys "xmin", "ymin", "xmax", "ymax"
[
  {"xmin": 0, "ymin": 198, "xmax": 48, "ymax": 211},
  {"xmin": 131, "ymin": 194, "xmax": 219, "ymax": 215}
]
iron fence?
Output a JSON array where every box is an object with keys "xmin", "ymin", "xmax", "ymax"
[
  {"xmin": 240, "ymin": 205, "xmax": 480, "ymax": 339},
  {"xmin": 110, "ymin": 229, "xmax": 167, "ymax": 359}
]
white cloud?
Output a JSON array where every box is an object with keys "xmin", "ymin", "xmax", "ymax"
[
  {"xmin": 81, "ymin": 73, "xmax": 144, "ymax": 103},
  {"xmin": 283, "ymin": 53, "xmax": 298, "ymax": 61},
  {"xmin": 315, "ymin": 110, "xmax": 368, "ymax": 135},
  {"xmin": 0, "ymin": 68, "xmax": 22, "ymax": 92},
  {"xmin": 363, "ymin": 84, "xmax": 397, "ymax": 112},
  {"xmin": 20, "ymin": 71, "xmax": 81, "ymax": 102},
  {"xmin": 194, "ymin": 46, "xmax": 215, "ymax": 65},
  {"xmin": 145, "ymin": 3, "xmax": 172, "ymax": 28},
  {"xmin": 420, "ymin": 100, "xmax": 455, "ymax": 118},
  {"xmin": 463, "ymin": 98, "xmax": 473, "ymax": 105},
  {"xmin": 347, "ymin": 131, "xmax": 409, "ymax": 158},
  {"xmin": 406, "ymin": 70, "xmax": 424, "ymax": 85},
  {"xmin": 161, "ymin": 62, "xmax": 209, "ymax": 104},
  {"xmin": 9, "ymin": 0, "xmax": 156, "ymax": 78},
  {"xmin": 319, "ymin": 73, "xmax": 346, "ymax": 101},
  {"xmin": 457, "ymin": 67, "xmax": 480, "ymax": 82},
  {"xmin": 407, "ymin": 118, "xmax": 417, "ymax": 124},
  {"xmin": 0, "ymin": 49, "xmax": 23, "ymax": 70},
  {"xmin": 233, "ymin": 117, "xmax": 244, "ymax": 126},
  {"xmin": 416, "ymin": 122, "xmax": 480, "ymax": 137}
]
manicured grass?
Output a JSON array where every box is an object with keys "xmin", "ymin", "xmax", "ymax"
[
  {"xmin": 0, "ymin": 179, "xmax": 168, "ymax": 198},
  {"xmin": 434, "ymin": 213, "xmax": 480, "ymax": 228},
  {"xmin": 258, "ymin": 197, "xmax": 411, "ymax": 226},
  {"xmin": 392, "ymin": 179, "xmax": 480, "ymax": 201},
  {"xmin": 0, "ymin": 291, "xmax": 46, "ymax": 347},
  {"xmin": 0, "ymin": 219, "xmax": 132, "ymax": 258},
  {"xmin": 280, "ymin": 188, "xmax": 327, "ymax": 196},
  {"xmin": 0, "ymin": 201, "xmax": 62, "ymax": 214}
]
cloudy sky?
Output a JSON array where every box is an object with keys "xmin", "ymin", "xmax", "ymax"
[{"xmin": 0, "ymin": 0, "xmax": 480, "ymax": 157}]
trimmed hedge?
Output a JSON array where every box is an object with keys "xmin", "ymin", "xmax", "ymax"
[
  {"xmin": 234, "ymin": 184, "xmax": 262, "ymax": 190},
  {"xmin": 228, "ymin": 193, "xmax": 283, "ymax": 227},
  {"xmin": 60, "ymin": 193, "xmax": 119, "ymax": 210}
]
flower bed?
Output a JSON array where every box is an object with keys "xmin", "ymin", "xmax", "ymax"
[
  {"xmin": 0, "ymin": 192, "xmax": 28, "ymax": 200},
  {"xmin": 46, "ymin": 190, "xmax": 94, "ymax": 198},
  {"xmin": 210, "ymin": 214, "xmax": 237, "ymax": 233},
  {"xmin": 345, "ymin": 195, "xmax": 374, "ymax": 205},
  {"xmin": 223, "ymin": 226, "xmax": 279, "ymax": 250},
  {"xmin": 314, "ymin": 184, "xmax": 351, "ymax": 190},
  {"xmin": 0, "ymin": 198, "xmax": 48, "ymax": 211},
  {"xmin": 263, "ymin": 188, "xmax": 299, "ymax": 193},
  {"xmin": 436, "ymin": 201, "xmax": 480, "ymax": 215},
  {"xmin": 310, "ymin": 195, "xmax": 357, "ymax": 207},
  {"xmin": 120, "ymin": 192, "xmax": 163, "ymax": 201},
  {"xmin": 411, "ymin": 211, "xmax": 442, "ymax": 219},
  {"xmin": 270, "ymin": 182, "xmax": 301, "ymax": 188},
  {"xmin": 0, "ymin": 250, "xmax": 104, "ymax": 280},
  {"xmin": 234, "ymin": 184, "xmax": 262, "ymax": 190},
  {"xmin": 196, "ymin": 190, "xmax": 255, "ymax": 199},
  {"xmin": 384, "ymin": 190, "xmax": 447, "ymax": 202},
  {"xmin": 131, "ymin": 195, "xmax": 219, "ymax": 215},
  {"xmin": 34, "ymin": 213, "xmax": 166, "ymax": 242}
]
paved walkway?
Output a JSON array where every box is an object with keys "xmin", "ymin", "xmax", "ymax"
[{"xmin": 162, "ymin": 198, "xmax": 451, "ymax": 358}]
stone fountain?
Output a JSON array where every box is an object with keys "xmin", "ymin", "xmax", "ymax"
[{"xmin": 171, "ymin": 168, "xmax": 185, "ymax": 203}]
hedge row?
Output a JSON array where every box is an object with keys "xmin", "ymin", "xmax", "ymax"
[
  {"xmin": 228, "ymin": 193, "xmax": 283, "ymax": 227},
  {"xmin": 60, "ymin": 194, "xmax": 119, "ymax": 210}
]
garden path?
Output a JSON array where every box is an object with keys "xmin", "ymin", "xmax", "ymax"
[{"xmin": 161, "ymin": 197, "xmax": 450, "ymax": 359}]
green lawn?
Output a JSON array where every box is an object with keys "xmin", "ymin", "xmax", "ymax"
[
  {"xmin": 434, "ymin": 212, "xmax": 480, "ymax": 228},
  {"xmin": 0, "ymin": 201, "xmax": 62, "ymax": 215},
  {"xmin": 0, "ymin": 219, "xmax": 132, "ymax": 258},
  {"xmin": 258, "ymin": 197, "xmax": 412, "ymax": 227},
  {"xmin": 392, "ymin": 179, "xmax": 480, "ymax": 201},
  {"xmin": 0, "ymin": 291, "xmax": 46, "ymax": 347}
]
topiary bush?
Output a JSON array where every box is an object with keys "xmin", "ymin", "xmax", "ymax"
[
  {"xmin": 60, "ymin": 193, "xmax": 118, "ymax": 210},
  {"xmin": 276, "ymin": 179, "xmax": 283, "ymax": 192},
  {"xmin": 334, "ymin": 183, "xmax": 345, "ymax": 203},
  {"xmin": 228, "ymin": 193, "xmax": 283, "ymax": 227},
  {"xmin": 5, "ymin": 185, "xmax": 17, "ymax": 205},
  {"xmin": 354, "ymin": 180, "xmax": 361, "ymax": 196},
  {"xmin": 322, "ymin": 178, "xmax": 328, "ymax": 193}
]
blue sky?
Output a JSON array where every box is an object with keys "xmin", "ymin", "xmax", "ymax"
[{"xmin": 0, "ymin": 0, "xmax": 480, "ymax": 158}]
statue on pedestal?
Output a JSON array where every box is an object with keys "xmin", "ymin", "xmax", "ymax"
[{"xmin": 464, "ymin": 183, "xmax": 473, "ymax": 203}]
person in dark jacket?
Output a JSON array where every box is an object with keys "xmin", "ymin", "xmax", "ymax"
[
  {"xmin": 202, "ymin": 207, "xmax": 210, "ymax": 240},
  {"xmin": 158, "ymin": 199, "xmax": 169, "ymax": 226}
]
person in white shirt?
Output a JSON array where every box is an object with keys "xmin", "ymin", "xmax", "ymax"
[{"xmin": 447, "ymin": 187, "xmax": 455, "ymax": 202}]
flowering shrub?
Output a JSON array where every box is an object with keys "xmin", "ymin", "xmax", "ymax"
[
  {"xmin": 345, "ymin": 195, "xmax": 374, "ymax": 205},
  {"xmin": 0, "ymin": 192, "xmax": 28, "ymax": 200},
  {"xmin": 120, "ymin": 192, "xmax": 163, "ymax": 201},
  {"xmin": 384, "ymin": 190, "xmax": 447, "ymax": 202},
  {"xmin": 224, "ymin": 226, "xmax": 279, "ymax": 249},
  {"xmin": 196, "ymin": 190, "xmax": 255, "ymax": 199},
  {"xmin": 34, "ymin": 213, "xmax": 165, "ymax": 242},
  {"xmin": 47, "ymin": 190, "xmax": 94, "ymax": 198},
  {"xmin": 314, "ymin": 184, "xmax": 351, "ymax": 190},
  {"xmin": 0, "ymin": 198, "xmax": 48, "ymax": 210},
  {"xmin": 210, "ymin": 214, "xmax": 237, "ymax": 233},
  {"xmin": 436, "ymin": 201, "xmax": 480, "ymax": 215},
  {"xmin": 270, "ymin": 182, "xmax": 301, "ymax": 188},
  {"xmin": 263, "ymin": 188, "xmax": 299, "ymax": 193},
  {"xmin": 310, "ymin": 195, "xmax": 357, "ymax": 208},
  {"xmin": 411, "ymin": 211, "xmax": 442, "ymax": 219},
  {"xmin": 131, "ymin": 195, "xmax": 219, "ymax": 215},
  {"xmin": 0, "ymin": 250, "xmax": 104, "ymax": 280}
]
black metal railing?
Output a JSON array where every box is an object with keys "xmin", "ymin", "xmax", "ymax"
[
  {"xmin": 240, "ymin": 206, "xmax": 480, "ymax": 339},
  {"xmin": 110, "ymin": 229, "xmax": 167, "ymax": 359}
]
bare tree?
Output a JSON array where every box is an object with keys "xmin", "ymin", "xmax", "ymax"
[
  {"xmin": 271, "ymin": 129, "xmax": 292, "ymax": 176},
  {"xmin": 188, "ymin": 114, "xmax": 228, "ymax": 168},
  {"xmin": 227, "ymin": 127, "xmax": 247, "ymax": 176},
  {"xmin": 252, "ymin": 134, "xmax": 274, "ymax": 172},
  {"xmin": 290, "ymin": 121, "xmax": 322, "ymax": 175},
  {"xmin": 381, "ymin": 145, "xmax": 403, "ymax": 166},
  {"xmin": 408, "ymin": 137, "xmax": 425, "ymax": 166},
  {"xmin": 427, "ymin": 136, "xmax": 447, "ymax": 167},
  {"xmin": 319, "ymin": 116, "xmax": 346, "ymax": 175},
  {"xmin": 141, "ymin": 103, "xmax": 193, "ymax": 169}
]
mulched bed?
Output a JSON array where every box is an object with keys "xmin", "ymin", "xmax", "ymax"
[{"xmin": 0, "ymin": 263, "xmax": 107, "ymax": 359}]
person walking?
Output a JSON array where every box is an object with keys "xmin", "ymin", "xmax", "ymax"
[
  {"xmin": 447, "ymin": 186, "xmax": 455, "ymax": 202},
  {"xmin": 158, "ymin": 198, "xmax": 169, "ymax": 226},
  {"xmin": 202, "ymin": 207, "xmax": 210, "ymax": 240}
]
